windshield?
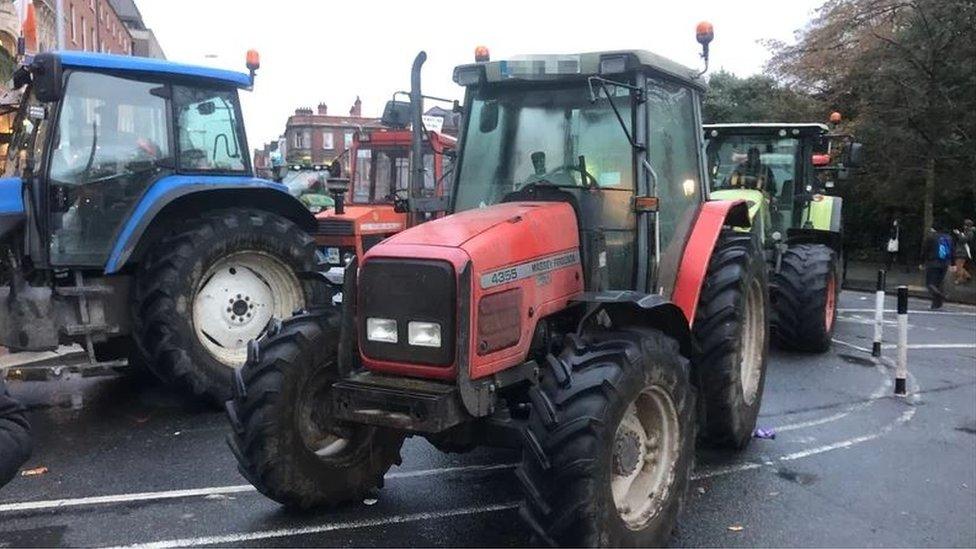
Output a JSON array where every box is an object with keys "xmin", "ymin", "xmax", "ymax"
[
  {"xmin": 173, "ymin": 86, "xmax": 247, "ymax": 173},
  {"xmin": 351, "ymin": 146, "xmax": 435, "ymax": 204},
  {"xmin": 454, "ymin": 82, "xmax": 634, "ymax": 211},
  {"xmin": 705, "ymin": 135, "xmax": 798, "ymax": 197},
  {"xmin": 282, "ymin": 170, "xmax": 326, "ymax": 197}
]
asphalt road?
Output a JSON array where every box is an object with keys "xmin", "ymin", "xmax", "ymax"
[{"xmin": 1, "ymin": 291, "xmax": 974, "ymax": 547}]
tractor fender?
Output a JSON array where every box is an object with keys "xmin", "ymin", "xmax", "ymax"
[
  {"xmin": 0, "ymin": 177, "xmax": 25, "ymax": 241},
  {"xmin": 571, "ymin": 291, "xmax": 694, "ymax": 358},
  {"xmin": 104, "ymin": 175, "xmax": 316, "ymax": 274},
  {"xmin": 671, "ymin": 200, "xmax": 750, "ymax": 326}
]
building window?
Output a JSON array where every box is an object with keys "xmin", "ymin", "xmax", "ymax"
[
  {"xmin": 344, "ymin": 132, "xmax": 354, "ymax": 149},
  {"xmin": 70, "ymin": 5, "xmax": 77, "ymax": 43},
  {"xmin": 293, "ymin": 131, "xmax": 305, "ymax": 149},
  {"xmin": 92, "ymin": 28, "xmax": 97, "ymax": 52},
  {"xmin": 322, "ymin": 131, "xmax": 334, "ymax": 150},
  {"xmin": 81, "ymin": 16, "xmax": 87, "ymax": 50}
]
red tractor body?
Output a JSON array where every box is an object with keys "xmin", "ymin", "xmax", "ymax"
[{"xmin": 314, "ymin": 128, "xmax": 456, "ymax": 267}]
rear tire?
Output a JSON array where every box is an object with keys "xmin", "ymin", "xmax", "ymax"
[
  {"xmin": 133, "ymin": 208, "xmax": 318, "ymax": 402},
  {"xmin": 517, "ymin": 329, "xmax": 695, "ymax": 547},
  {"xmin": 771, "ymin": 243, "xmax": 838, "ymax": 353},
  {"xmin": 692, "ymin": 230, "xmax": 769, "ymax": 450},
  {"xmin": 226, "ymin": 311, "xmax": 404, "ymax": 509}
]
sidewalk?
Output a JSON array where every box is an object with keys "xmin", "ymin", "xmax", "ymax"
[{"xmin": 844, "ymin": 260, "xmax": 976, "ymax": 305}]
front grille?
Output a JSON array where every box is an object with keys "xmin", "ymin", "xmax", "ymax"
[
  {"xmin": 317, "ymin": 219, "xmax": 355, "ymax": 236},
  {"xmin": 359, "ymin": 259, "xmax": 456, "ymax": 366}
]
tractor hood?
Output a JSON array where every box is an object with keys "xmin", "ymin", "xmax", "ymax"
[
  {"xmin": 380, "ymin": 202, "xmax": 562, "ymax": 249},
  {"xmin": 0, "ymin": 177, "xmax": 25, "ymax": 241},
  {"xmin": 316, "ymin": 205, "xmax": 406, "ymax": 235}
]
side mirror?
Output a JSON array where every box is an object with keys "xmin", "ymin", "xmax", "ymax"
[
  {"xmin": 197, "ymin": 101, "xmax": 216, "ymax": 116},
  {"xmin": 843, "ymin": 142, "xmax": 864, "ymax": 168},
  {"xmin": 478, "ymin": 101, "xmax": 499, "ymax": 133},
  {"xmin": 381, "ymin": 100, "xmax": 411, "ymax": 129},
  {"xmin": 31, "ymin": 53, "xmax": 63, "ymax": 103}
]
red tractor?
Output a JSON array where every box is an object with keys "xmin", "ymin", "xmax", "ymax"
[
  {"xmin": 228, "ymin": 34, "xmax": 770, "ymax": 546},
  {"xmin": 314, "ymin": 127, "xmax": 456, "ymax": 273}
]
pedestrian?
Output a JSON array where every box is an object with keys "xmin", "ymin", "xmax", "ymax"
[
  {"xmin": 0, "ymin": 375, "xmax": 31, "ymax": 489},
  {"xmin": 920, "ymin": 222, "xmax": 954, "ymax": 309},
  {"xmin": 885, "ymin": 219, "xmax": 900, "ymax": 271},
  {"xmin": 952, "ymin": 219, "xmax": 974, "ymax": 284}
]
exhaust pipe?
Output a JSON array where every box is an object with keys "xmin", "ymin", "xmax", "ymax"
[{"xmin": 408, "ymin": 51, "xmax": 426, "ymax": 226}]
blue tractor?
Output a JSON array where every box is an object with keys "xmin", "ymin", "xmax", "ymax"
[{"xmin": 0, "ymin": 51, "xmax": 320, "ymax": 401}]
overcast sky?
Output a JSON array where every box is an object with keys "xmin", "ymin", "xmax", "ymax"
[{"xmin": 137, "ymin": 0, "xmax": 823, "ymax": 150}]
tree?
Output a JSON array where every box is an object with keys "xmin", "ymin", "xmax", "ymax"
[
  {"xmin": 702, "ymin": 70, "xmax": 824, "ymax": 124},
  {"xmin": 767, "ymin": 0, "xmax": 976, "ymax": 254}
]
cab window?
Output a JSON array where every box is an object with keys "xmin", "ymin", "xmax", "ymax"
[{"xmin": 173, "ymin": 86, "xmax": 246, "ymax": 173}]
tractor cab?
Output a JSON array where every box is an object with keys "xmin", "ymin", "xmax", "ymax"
[
  {"xmin": 280, "ymin": 163, "xmax": 335, "ymax": 213},
  {"xmin": 704, "ymin": 123, "xmax": 860, "ymax": 248},
  {"xmin": 313, "ymin": 128, "xmax": 456, "ymax": 270},
  {"xmin": 450, "ymin": 50, "xmax": 709, "ymax": 295}
]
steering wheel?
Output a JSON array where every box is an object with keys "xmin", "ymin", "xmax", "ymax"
[{"xmin": 518, "ymin": 163, "xmax": 599, "ymax": 190}]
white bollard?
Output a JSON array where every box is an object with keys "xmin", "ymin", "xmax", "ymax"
[
  {"xmin": 895, "ymin": 286, "xmax": 908, "ymax": 396},
  {"xmin": 872, "ymin": 270, "xmax": 886, "ymax": 357}
]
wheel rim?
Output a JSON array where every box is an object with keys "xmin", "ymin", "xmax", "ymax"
[
  {"xmin": 738, "ymin": 277, "xmax": 765, "ymax": 405},
  {"xmin": 824, "ymin": 275, "xmax": 837, "ymax": 333},
  {"xmin": 611, "ymin": 386, "xmax": 680, "ymax": 530},
  {"xmin": 296, "ymin": 363, "xmax": 352, "ymax": 461},
  {"xmin": 192, "ymin": 251, "xmax": 304, "ymax": 367}
]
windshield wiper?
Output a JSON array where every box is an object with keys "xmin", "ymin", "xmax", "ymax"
[{"xmin": 587, "ymin": 76, "xmax": 644, "ymax": 151}]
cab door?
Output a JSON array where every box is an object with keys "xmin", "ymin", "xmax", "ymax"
[
  {"xmin": 647, "ymin": 78, "xmax": 705, "ymax": 297},
  {"xmin": 45, "ymin": 71, "xmax": 172, "ymax": 267}
]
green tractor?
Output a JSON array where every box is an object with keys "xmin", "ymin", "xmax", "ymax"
[{"xmin": 704, "ymin": 122, "xmax": 861, "ymax": 352}]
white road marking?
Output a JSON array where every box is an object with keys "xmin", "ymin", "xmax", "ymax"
[
  {"xmin": 881, "ymin": 343, "xmax": 976, "ymax": 350},
  {"xmin": 837, "ymin": 308, "xmax": 976, "ymax": 316},
  {"xmin": 773, "ymin": 338, "xmax": 891, "ymax": 433},
  {"xmin": 0, "ymin": 463, "xmax": 516, "ymax": 514},
  {"xmin": 695, "ymin": 380, "xmax": 919, "ymax": 481},
  {"xmin": 110, "ymin": 502, "xmax": 521, "ymax": 549}
]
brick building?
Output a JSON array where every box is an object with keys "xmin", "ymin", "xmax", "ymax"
[
  {"xmin": 63, "ymin": 0, "xmax": 132, "ymax": 54},
  {"xmin": 107, "ymin": 0, "xmax": 163, "ymax": 58},
  {"xmin": 284, "ymin": 97, "xmax": 382, "ymax": 165}
]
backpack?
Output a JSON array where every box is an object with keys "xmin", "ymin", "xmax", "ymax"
[{"xmin": 937, "ymin": 234, "xmax": 951, "ymax": 261}]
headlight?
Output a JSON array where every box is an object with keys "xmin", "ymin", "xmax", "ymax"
[
  {"xmin": 408, "ymin": 321, "xmax": 441, "ymax": 347},
  {"xmin": 366, "ymin": 318, "xmax": 397, "ymax": 343}
]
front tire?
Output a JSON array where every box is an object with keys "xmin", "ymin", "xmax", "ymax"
[
  {"xmin": 692, "ymin": 230, "xmax": 769, "ymax": 450},
  {"xmin": 133, "ymin": 208, "xmax": 317, "ymax": 402},
  {"xmin": 771, "ymin": 243, "xmax": 838, "ymax": 353},
  {"xmin": 226, "ymin": 311, "xmax": 404, "ymax": 509},
  {"xmin": 517, "ymin": 329, "xmax": 696, "ymax": 547}
]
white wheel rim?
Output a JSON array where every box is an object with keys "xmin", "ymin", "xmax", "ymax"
[
  {"xmin": 739, "ymin": 277, "xmax": 765, "ymax": 405},
  {"xmin": 611, "ymin": 386, "xmax": 680, "ymax": 530},
  {"xmin": 192, "ymin": 251, "xmax": 304, "ymax": 367}
]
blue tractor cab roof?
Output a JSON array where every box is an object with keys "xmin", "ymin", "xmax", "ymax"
[{"xmin": 51, "ymin": 51, "xmax": 253, "ymax": 88}]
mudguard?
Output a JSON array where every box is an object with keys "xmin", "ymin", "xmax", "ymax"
[
  {"xmin": 671, "ymin": 200, "xmax": 750, "ymax": 325},
  {"xmin": 571, "ymin": 290, "xmax": 693, "ymax": 358},
  {"xmin": 104, "ymin": 175, "xmax": 316, "ymax": 274},
  {"xmin": 0, "ymin": 177, "xmax": 25, "ymax": 241}
]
